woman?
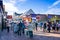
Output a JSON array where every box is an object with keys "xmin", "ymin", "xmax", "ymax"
[
  {"xmin": 56, "ymin": 23, "xmax": 59, "ymax": 32},
  {"xmin": 6, "ymin": 22, "xmax": 10, "ymax": 33},
  {"xmin": 27, "ymin": 22, "xmax": 33, "ymax": 38},
  {"xmin": 43, "ymin": 23, "xmax": 47, "ymax": 32},
  {"xmin": 52, "ymin": 22, "xmax": 56, "ymax": 31},
  {"xmin": 13, "ymin": 23, "xmax": 19, "ymax": 33},
  {"xmin": 47, "ymin": 22, "xmax": 51, "ymax": 33}
]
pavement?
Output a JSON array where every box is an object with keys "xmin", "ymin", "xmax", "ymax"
[
  {"xmin": 33, "ymin": 27, "xmax": 60, "ymax": 38},
  {"xmin": 0, "ymin": 28, "xmax": 60, "ymax": 40}
]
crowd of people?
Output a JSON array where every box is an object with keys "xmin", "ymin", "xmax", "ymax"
[
  {"xmin": 43, "ymin": 21, "xmax": 60, "ymax": 33},
  {"xmin": 2, "ymin": 20, "xmax": 60, "ymax": 38},
  {"xmin": 11, "ymin": 21, "xmax": 34, "ymax": 38}
]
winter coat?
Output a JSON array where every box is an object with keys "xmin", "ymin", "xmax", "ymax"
[
  {"xmin": 27, "ymin": 23, "xmax": 33, "ymax": 31},
  {"xmin": 22, "ymin": 23, "xmax": 26, "ymax": 29},
  {"xmin": 13, "ymin": 23, "xmax": 19, "ymax": 32}
]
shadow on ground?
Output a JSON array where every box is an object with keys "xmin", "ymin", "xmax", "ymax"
[{"xmin": 0, "ymin": 29, "xmax": 60, "ymax": 40}]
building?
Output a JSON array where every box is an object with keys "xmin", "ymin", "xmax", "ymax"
[
  {"xmin": 13, "ymin": 9, "xmax": 60, "ymax": 23},
  {"xmin": 47, "ymin": 14, "xmax": 60, "ymax": 22},
  {"xmin": 13, "ymin": 12, "xmax": 22, "ymax": 22},
  {"xmin": 0, "ymin": 0, "xmax": 3, "ymax": 29},
  {"xmin": 30, "ymin": 14, "xmax": 47, "ymax": 23},
  {"xmin": 0, "ymin": 0, "xmax": 8, "ymax": 30}
]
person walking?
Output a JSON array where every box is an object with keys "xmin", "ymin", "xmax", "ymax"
[
  {"xmin": 27, "ymin": 22, "xmax": 33, "ymax": 38},
  {"xmin": 18, "ymin": 21, "xmax": 22, "ymax": 36},
  {"xmin": 22, "ymin": 22, "xmax": 26, "ymax": 35},
  {"xmin": 52, "ymin": 22, "xmax": 56, "ymax": 32},
  {"xmin": 47, "ymin": 22, "xmax": 51, "ymax": 33},
  {"xmin": 56, "ymin": 22, "xmax": 59, "ymax": 32},
  {"xmin": 43, "ymin": 23, "xmax": 47, "ymax": 32},
  {"xmin": 35, "ymin": 22, "xmax": 38, "ymax": 31},
  {"xmin": 6, "ymin": 22, "xmax": 10, "ymax": 33},
  {"xmin": 13, "ymin": 23, "xmax": 19, "ymax": 33}
]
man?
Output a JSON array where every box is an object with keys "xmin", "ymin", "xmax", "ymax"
[
  {"xmin": 22, "ymin": 21, "xmax": 26, "ymax": 35},
  {"xmin": 35, "ymin": 22, "xmax": 38, "ymax": 31},
  {"xmin": 18, "ymin": 21, "xmax": 22, "ymax": 36}
]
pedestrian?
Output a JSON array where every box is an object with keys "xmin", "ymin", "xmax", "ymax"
[
  {"xmin": 22, "ymin": 22, "xmax": 26, "ymax": 35},
  {"xmin": 40, "ymin": 22, "xmax": 43, "ymax": 28},
  {"xmin": 27, "ymin": 22, "xmax": 33, "ymax": 38},
  {"xmin": 11, "ymin": 22, "xmax": 14, "ymax": 31},
  {"xmin": 6, "ymin": 22, "xmax": 10, "ymax": 33},
  {"xmin": 35, "ymin": 22, "xmax": 38, "ymax": 31},
  {"xmin": 13, "ymin": 23, "xmax": 19, "ymax": 33},
  {"xmin": 47, "ymin": 22, "xmax": 51, "ymax": 33},
  {"xmin": 18, "ymin": 21, "xmax": 22, "ymax": 36},
  {"xmin": 52, "ymin": 22, "xmax": 56, "ymax": 31},
  {"xmin": 56, "ymin": 22, "xmax": 59, "ymax": 32},
  {"xmin": 43, "ymin": 23, "xmax": 47, "ymax": 32}
]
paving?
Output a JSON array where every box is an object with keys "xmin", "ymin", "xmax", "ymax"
[
  {"xmin": 33, "ymin": 27, "xmax": 60, "ymax": 38},
  {"xmin": 0, "ymin": 28, "xmax": 60, "ymax": 40}
]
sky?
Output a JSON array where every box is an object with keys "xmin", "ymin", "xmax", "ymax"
[{"xmin": 3, "ymin": 0, "xmax": 60, "ymax": 15}]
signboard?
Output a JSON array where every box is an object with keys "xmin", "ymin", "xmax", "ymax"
[
  {"xmin": 28, "ymin": 18, "xmax": 32, "ymax": 22},
  {"xmin": 36, "ymin": 15, "xmax": 41, "ymax": 22},
  {"xmin": 7, "ymin": 15, "xmax": 12, "ymax": 19},
  {"xmin": 23, "ymin": 17, "xmax": 32, "ymax": 22},
  {"xmin": 48, "ymin": 15, "xmax": 53, "ymax": 19},
  {"xmin": 30, "ymin": 14, "xmax": 36, "ymax": 17},
  {"xmin": 36, "ymin": 16, "xmax": 40, "ymax": 19}
]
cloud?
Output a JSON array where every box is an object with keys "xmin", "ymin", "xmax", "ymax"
[
  {"xmin": 45, "ymin": 8, "xmax": 60, "ymax": 15},
  {"xmin": 4, "ymin": 3, "xmax": 19, "ymax": 15},
  {"xmin": 3, "ymin": 0, "xmax": 20, "ymax": 15},
  {"xmin": 19, "ymin": 0, "xmax": 27, "ymax": 2},
  {"xmin": 49, "ymin": 0, "xmax": 60, "ymax": 8},
  {"xmin": 9, "ymin": 0, "xmax": 16, "ymax": 4},
  {"xmin": 3, "ymin": 0, "xmax": 16, "ymax": 4},
  {"xmin": 3, "ymin": 0, "xmax": 27, "ymax": 4},
  {"xmin": 44, "ymin": 0, "xmax": 60, "ymax": 15},
  {"xmin": 3, "ymin": 0, "xmax": 28, "ymax": 15}
]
